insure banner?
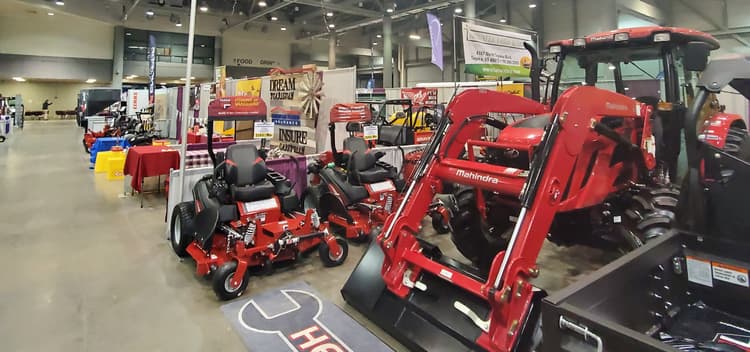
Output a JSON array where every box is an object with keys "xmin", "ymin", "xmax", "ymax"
[
  {"xmin": 462, "ymin": 22, "xmax": 532, "ymax": 78},
  {"xmin": 268, "ymin": 70, "xmax": 324, "ymax": 155}
]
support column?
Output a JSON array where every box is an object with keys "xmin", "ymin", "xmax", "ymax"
[
  {"xmin": 214, "ymin": 36, "xmax": 223, "ymax": 66},
  {"xmin": 464, "ymin": 0, "xmax": 476, "ymax": 19},
  {"xmin": 112, "ymin": 26, "xmax": 124, "ymax": 89},
  {"xmin": 383, "ymin": 2, "xmax": 393, "ymax": 88},
  {"xmin": 397, "ymin": 44, "xmax": 406, "ymax": 88},
  {"xmin": 328, "ymin": 31, "xmax": 337, "ymax": 69}
]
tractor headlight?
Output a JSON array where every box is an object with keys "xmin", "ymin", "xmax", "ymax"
[
  {"xmin": 549, "ymin": 45, "xmax": 561, "ymax": 53},
  {"xmin": 654, "ymin": 32, "xmax": 671, "ymax": 42},
  {"xmin": 614, "ymin": 32, "xmax": 629, "ymax": 42},
  {"xmin": 573, "ymin": 38, "xmax": 586, "ymax": 47}
]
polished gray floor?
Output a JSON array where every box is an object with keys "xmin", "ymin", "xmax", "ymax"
[{"xmin": 0, "ymin": 121, "xmax": 611, "ymax": 352}]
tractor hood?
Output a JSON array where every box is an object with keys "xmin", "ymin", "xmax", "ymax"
[{"xmin": 496, "ymin": 113, "xmax": 552, "ymax": 146}]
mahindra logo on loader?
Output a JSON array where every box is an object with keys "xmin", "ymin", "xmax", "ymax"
[{"xmin": 456, "ymin": 169, "xmax": 499, "ymax": 184}]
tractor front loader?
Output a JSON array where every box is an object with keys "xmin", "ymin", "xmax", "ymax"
[{"xmin": 342, "ymin": 85, "xmax": 666, "ymax": 351}]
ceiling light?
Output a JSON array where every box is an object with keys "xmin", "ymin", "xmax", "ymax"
[
  {"xmin": 500, "ymin": 17, "xmax": 507, "ymax": 23},
  {"xmin": 280, "ymin": 26, "xmax": 287, "ymax": 31},
  {"xmin": 176, "ymin": 21, "xmax": 182, "ymax": 27},
  {"xmin": 199, "ymin": 4, "xmax": 208, "ymax": 12},
  {"xmin": 376, "ymin": 34, "xmax": 382, "ymax": 38},
  {"xmin": 86, "ymin": 79, "xmax": 97, "ymax": 83},
  {"xmin": 454, "ymin": 7, "xmax": 462, "ymax": 13},
  {"xmin": 200, "ymin": 44, "xmax": 206, "ymax": 47},
  {"xmin": 258, "ymin": 0, "xmax": 267, "ymax": 7},
  {"xmin": 326, "ymin": 11, "xmax": 333, "ymax": 17},
  {"xmin": 270, "ymin": 16, "xmax": 278, "ymax": 21},
  {"xmin": 145, "ymin": 9, "xmax": 155, "ymax": 16},
  {"xmin": 409, "ymin": 34, "xmax": 421, "ymax": 40},
  {"xmin": 47, "ymin": 12, "xmax": 54, "ymax": 16},
  {"xmin": 372, "ymin": 42, "xmax": 378, "ymax": 45},
  {"xmin": 12, "ymin": 77, "xmax": 25, "ymax": 82},
  {"xmin": 328, "ymin": 23, "xmax": 335, "ymax": 28},
  {"xmin": 608, "ymin": 64, "xmax": 616, "ymax": 70},
  {"xmin": 386, "ymin": 8, "xmax": 394, "ymax": 13},
  {"xmin": 358, "ymin": 2, "xmax": 363, "ymax": 7},
  {"xmin": 55, "ymin": 0, "xmax": 64, "ymax": 5},
  {"xmin": 126, "ymin": 32, "xmax": 132, "ymax": 36},
  {"xmin": 529, "ymin": 3, "xmax": 537, "ymax": 8}
]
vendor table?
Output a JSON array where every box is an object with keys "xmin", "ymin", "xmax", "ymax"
[
  {"xmin": 124, "ymin": 146, "xmax": 180, "ymax": 207},
  {"xmin": 186, "ymin": 131, "xmax": 234, "ymax": 144},
  {"xmin": 89, "ymin": 137, "xmax": 129, "ymax": 165}
]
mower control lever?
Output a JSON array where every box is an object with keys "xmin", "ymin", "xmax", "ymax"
[{"xmin": 593, "ymin": 122, "xmax": 639, "ymax": 151}]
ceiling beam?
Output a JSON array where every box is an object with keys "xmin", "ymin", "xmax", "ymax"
[
  {"xmin": 674, "ymin": 0, "xmax": 749, "ymax": 47},
  {"xmin": 224, "ymin": 0, "xmax": 295, "ymax": 31},
  {"xmin": 298, "ymin": 0, "xmax": 464, "ymax": 40},
  {"xmin": 293, "ymin": 0, "xmax": 381, "ymax": 18},
  {"xmin": 122, "ymin": 0, "xmax": 143, "ymax": 21},
  {"xmin": 616, "ymin": 0, "xmax": 664, "ymax": 22}
]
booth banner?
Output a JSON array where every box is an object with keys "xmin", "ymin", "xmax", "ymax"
[
  {"xmin": 330, "ymin": 103, "xmax": 371, "ymax": 121},
  {"xmin": 269, "ymin": 70, "xmax": 324, "ymax": 155},
  {"xmin": 497, "ymin": 83, "xmax": 525, "ymax": 97},
  {"xmin": 215, "ymin": 65, "xmax": 227, "ymax": 97},
  {"xmin": 148, "ymin": 34, "xmax": 156, "ymax": 104},
  {"xmin": 208, "ymin": 96, "xmax": 264, "ymax": 118},
  {"xmin": 462, "ymin": 22, "xmax": 532, "ymax": 78},
  {"xmin": 236, "ymin": 79, "xmax": 262, "ymax": 97},
  {"xmin": 401, "ymin": 88, "xmax": 438, "ymax": 107},
  {"xmin": 254, "ymin": 121, "xmax": 275, "ymax": 139}
]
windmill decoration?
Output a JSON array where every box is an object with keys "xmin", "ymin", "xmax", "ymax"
[{"xmin": 298, "ymin": 71, "xmax": 324, "ymax": 126}]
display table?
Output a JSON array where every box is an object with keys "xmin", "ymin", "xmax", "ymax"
[
  {"xmin": 89, "ymin": 137, "xmax": 129, "ymax": 165},
  {"xmin": 186, "ymin": 131, "xmax": 234, "ymax": 144},
  {"xmin": 185, "ymin": 148, "xmax": 226, "ymax": 169},
  {"xmin": 124, "ymin": 146, "xmax": 180, "ymax": 207}
]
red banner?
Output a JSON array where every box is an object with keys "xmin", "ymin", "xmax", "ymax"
[
  {"xmin": 208, "ymin": 96, "xmax": 267, "ymax": 120},
  {"xmin": 330, "ymin": 103, "xmax": 371, "ymax": 123},
  {"xmin": 400, "ymin": 88, "xmax": 438, "ymax": 107}
]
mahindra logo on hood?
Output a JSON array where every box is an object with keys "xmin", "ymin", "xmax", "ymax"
[{"xmin": 456, "ymin": 169, "xmax": 500, "ymax": 184}]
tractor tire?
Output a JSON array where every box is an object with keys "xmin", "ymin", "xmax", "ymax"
[
  {"xmin": 318, "ymin": 237, "xmax": 349, "ymax": 267},
  {"xmin": 212, "ymin": 261, "xmax": 250, "ymax": 300},
  {"xmin": 619, "ymin": 185, "xmax": 679, "ymax": 250},
  {"xmin": 170, "ymin": 201, "xmax": 196, "ymax": 258},
  {"xmin": 0, "ymin": 136, "xmax": 5, "ymax": 143},
  {"xmin": 449, "ymin": 189, "xmax": 511, "ymax": 270},
  {"xmin": 724, "ymin": 126, "xmax": 750, "ymax": 161}
]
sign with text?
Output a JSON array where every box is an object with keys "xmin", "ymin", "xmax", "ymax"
[
  {"xmin": 207, "ymin": 96, "xmax": 265, "ymax": 119},
  {"xmin": 253, "ymin": 121, "xmax": 275, "ymax": 139},
  {"xmin": 330, "ymin": 103, "xmax": 371, "ymax": 122},
  {"xmin": 496, "ymin": 83, "xmax": 525, "ymax": 97},
  {"xmin": 401, "ymin": 88, "xmax": 438, "ymax": 107},
  {"xmin": 269, "ymin": 69, "xmax": 323, "ymax": 154},
  {"xmin": 363, "ymin": 125, "xmax": 379, "ymax": 141},
  {"xmin": 215, "ymin": 65, "xmax": 227, "ymax": 97},
  {"xmin": 462, "ymin": 22, "xmax": 533, "ymax": 78},
  {"xmin": 236, "ymin": 79, "xmax": 261, "ymax": 97}
]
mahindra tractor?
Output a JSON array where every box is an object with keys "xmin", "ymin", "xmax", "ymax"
[{"xmin": 341, "ymin": 27, "xmax": 747, "ymax": 351}]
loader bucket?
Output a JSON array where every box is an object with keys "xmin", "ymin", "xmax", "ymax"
[{"xmin": 341, "ymin": 239, "xmax": 491, "ymax": 351}]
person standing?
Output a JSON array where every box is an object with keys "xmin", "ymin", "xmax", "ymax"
[{"xmin": 42, "ymin": 99, "xmax": 52, "ymax": 120}]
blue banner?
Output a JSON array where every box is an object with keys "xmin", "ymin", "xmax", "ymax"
[{"xmin": 148, "ymin": 33, "xmax": 156, "ymax": 104}]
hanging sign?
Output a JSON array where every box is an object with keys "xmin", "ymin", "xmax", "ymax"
[
  {"xmin": 215, "ymin": 65, "xmax": 227, "ymax": 98},
  {"xmin": 208, "ymin": 96, "xmax": 264, "ymax": 119},
  {"xmin": 401, "ymin": 88, "xmax": 438, "ymax": 107},
  {"xmin": 363, "ymin": 125, "xmax": 379, "ymax": 141},
  {"xmin": 462, "ymin": 22, "xmax": 533, "ymax": 78},
  {"xmin": 268, "ymin": 68, "xmax": 324, "ymax": 155},
  {"xmin": 254, "ymin": 121, "xmax": 275, "ymax": 139},
  {"xmin": 147, "ymin": 33, "xmax": 157, "ymax": 104},
  {"xmin": 330, "ymin": 103, "xmax": 371, "ymax": 122}
]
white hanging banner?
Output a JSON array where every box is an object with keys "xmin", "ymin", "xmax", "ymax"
[{"xmin": 462, "ymin": 22, "xmax": 532, "ymax": 78}]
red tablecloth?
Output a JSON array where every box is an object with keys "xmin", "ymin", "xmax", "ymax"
[
  {"xmin": 123, "ymin": 146, "xmax": 181, "ymax": 192},
  {"xmin": 187, "ymin": 131, "xmax": 235, "ymax": 144}
]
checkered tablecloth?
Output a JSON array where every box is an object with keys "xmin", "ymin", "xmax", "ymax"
[{"xmin": 184, "ymin": 148, "xmax": 226, "ymax": 169}]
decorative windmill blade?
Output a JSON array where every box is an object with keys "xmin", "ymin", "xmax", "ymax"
[{"xmin": 298, "ymin": 72, "xmax": 324, "ymax": 120}]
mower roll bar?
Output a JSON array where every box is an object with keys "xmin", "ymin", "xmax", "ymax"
[{"xmin": 205, "ymin": 98, "xmax": 268, "ymax": 166}]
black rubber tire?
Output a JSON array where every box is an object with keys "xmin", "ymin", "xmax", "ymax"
[
  {"xmin": 82, "ymin": 139, "xmax": 90, "ymax": 154},
  {"xmin": 212, "ymin": 261, "xmax": 250, "ymax": 301},
  {"xmin": 724, "ymin": 126, "xmax": 750, "ymax": 161},
  {"xmin": 431, "ymin": 212, "xmax": 450, "ymax": 234},
  {"xmin": 170, "ymin": 201, "xmax": 196, "ymax": 257},
  {"xmin": 449, "ymin": 189, "xmax": 511, "ymax": 270},
  {"xmin": 318, "ymin": 237, "xmax": 349, "ymax": 267},
  {"xmin": 620, "ymin": 185, "xmax": 679, "ymax": 250}
]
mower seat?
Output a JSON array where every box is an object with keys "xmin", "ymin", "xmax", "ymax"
[
  {"xmin": 320, "ymin": 167, "xmax": 369, "ymax": 205},
  {"xmin": 343, "ymin": 137, "xmax": 390, "ymax": 185},
  {"xmin": 224, "ymin": 144, "xmax": 276, "ymax": 202}
]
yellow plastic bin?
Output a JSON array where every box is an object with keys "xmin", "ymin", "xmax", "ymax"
[
  {"xmin": 107, "ymin": 156, "xmax": 126, "ymax": 180},
  {"xmin": 94, "ymin": 151, "xmax": 115, "ymax": 173}
]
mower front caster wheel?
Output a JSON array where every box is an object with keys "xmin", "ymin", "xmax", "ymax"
[
  {"xmin": 319, "ymin": 237, "xmax": 348, "ymax": 267},
  {"xmin": 212, "ymin": 261, "xmax": 250, "ymax": 301},
  {"xmin": 170, "ymin": 202, "xmax": 196, "ymax": 257}
]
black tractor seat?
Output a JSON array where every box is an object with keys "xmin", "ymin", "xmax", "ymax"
[
  {"xmin": 341, "ymin": 136, "xmax": 390, "ymax": 185},
  {"xmin": 224, "ymin": 144, "xmax": 276, "ymax": 202},
  {"xmin": 320, "ymin": 167, "xmax": 369, "ymax": 205}
]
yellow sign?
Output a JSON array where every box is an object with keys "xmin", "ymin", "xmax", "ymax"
[
  {"xmin": 236, "ymin": 79, "xmax": 262, "ymax": 97},
  {"xmin": 496, "ymin": 83, "xmax": 525, "ymax": 97},
  {"xmin": 215, "ymin": 65, "xmax": 227, "ymax": 97}
]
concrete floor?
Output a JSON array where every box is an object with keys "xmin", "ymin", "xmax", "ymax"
[{"xmin": 0, "ymin": 121, "xmax": 613, "ymax": 352}]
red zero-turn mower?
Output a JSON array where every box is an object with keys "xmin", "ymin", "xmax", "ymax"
[
  {"xmin": 170, "ymin": 98, "xmax": 347, "ymax": 300},
  {"xmin": 304, "ymin": 103, "xmax": 406, "ymax": 241},
  {"xmin": 341, "ymin": 28, "xmax": 740, "ymax": 351}
]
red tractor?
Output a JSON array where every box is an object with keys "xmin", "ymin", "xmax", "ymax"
[
  {"xmin": 342, "ymin": 27, "xmax": 745, "ymax": 351},
  {"xmin": 170, "ymin": 99, "xmax": 348, "ymax": 300},
  {"xmin": 305, "ymin": 103, "xmax": 406, "ymax": 241}
]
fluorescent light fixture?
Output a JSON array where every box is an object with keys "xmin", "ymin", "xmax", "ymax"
[
  {"xmin": 176, "ymin": 22, "xmax": 182, "ymax": 27},
  {"xmin": 145, "ymin": 9, "xmax": 155, "ymax": 16},
  {"xmin": 529, "ymin": 3, "xmax": 537, "ymax": 8},
  {"xmin": 12, "ymin": 77, "xmax": 26, "ymax": 82},
  {"xmin": 47, "ymin": 12, "xmax": 54, "ymax": 16},
  {"xmin": 179, "ymin": 77, "xmax": 196, "ymax": 81},
  {"xmin": 386, "ymin": 8, "xmax": 394, "ymax": 13},
  {"xmin": 200, "ymin": 44, "xmax": 206, "ymax": 47},
  {"xmin": 199, "ymin": 2, "xmax": 208, "ymax": 12},
  {"xmin": 126, "ymin": 32, "xmax": 132, "ymax": 36},
  {"xmin": 258, "ymin": 0, "xmax": 267, "ymax": 7},
  {"xmin": 372, "ymin": 42, "xmax": 378, "ymax": 45},
  {"xmin": 280, "ymin": 26, "xmax": 287, "ymax": 31},
  {"xmin": 270, "ymin": 16, "xmax": 278, "ymax": 21},
  {"xmin": 55, "ymin": 0, "xmax": 64, "ymax": 5},
  {"xmin": 454, "ymin": 7, "xmax": 462, "ymax": 13},
  {"xmin": 328, "ymin": 23, "xmax": 335, "ymax": 28},
  {"xmin": 500, "ymin": 17, "xmax": 507, "ymax": 23},
  {"xmin": 376, "ymin": 34, "xmax": 382, "ymax": 38},
  {"xmin": 409, "ymin": 34, "xmax": 421, "ymax": 40},
  {"xmin": 608, "ymin": 64, "xmax": 616, "ymax": 70},
  {"xmin": 86, "ymin": 79, "xmax": 97, "ymax": 83},
  {"xmin": 326, "ymin": 11, "xmax": 333, "ymax": 17}
]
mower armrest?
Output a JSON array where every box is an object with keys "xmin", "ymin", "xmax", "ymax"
[{"xmin": 374, "ymin": 151, "xmax": 386, "ymax": 160}]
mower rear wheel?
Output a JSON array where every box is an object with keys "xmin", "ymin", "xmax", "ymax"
[
  {"xmin": 319, "ymin": 237, "xmax": 349, "ymax": 267},
  {"xmin": 170, "ymin": 202, "xmax": 196, "ymax": 257},
  {"xmin": 212, "ymin": 261, "xmax": 250, "ymax": 301}
]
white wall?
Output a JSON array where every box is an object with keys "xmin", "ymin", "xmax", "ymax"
[
  {"xmin": 0, "ymin": 81, "xmax": 109, "ymax": 111},
  {"xmin": 0, "ymin": 9, "xmax": 113, "ymax": 60},
  {"xmin": 222, "ymin": 31, "xmax": 291, "ymax": 68}
]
